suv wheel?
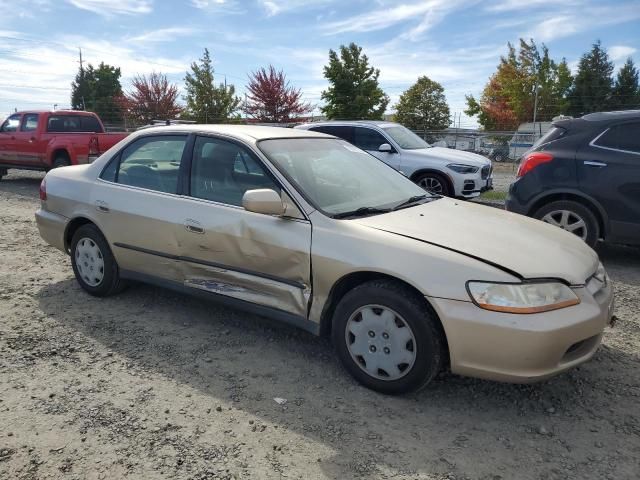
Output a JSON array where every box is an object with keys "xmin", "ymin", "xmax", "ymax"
[
  {"xmin": 415, "ymin": 173, "xmax": 451, "ymax": 196},
  {"xmin": 71, "ymin": 224, "xmax": 126, "ymax": 296},
  {"xmin": 332, "ymin": 280, "xmax": 445, "ymax": 394},
  {"xmin": 534, "ymin": 200, "xmax": 600, "ymax": 248}
]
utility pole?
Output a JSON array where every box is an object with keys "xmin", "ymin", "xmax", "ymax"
[
  {"xmin": 454, "ymin": 112, "xmax": 460, "ymax": 150},
  {"xmin": 78, "ymin": 47, "xmax": 86, "ymax": 110},
  {"xmin": 532, "ymin": 85, "xmax": 540, "ymax": 141}
]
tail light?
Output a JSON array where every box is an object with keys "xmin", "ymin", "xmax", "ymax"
[
  {"xmin": 39, "ymin": 179, "xmax": 47, "ymax": 201},
  {"xmin": 517, "ymin": 152, "xmax": 554, "ymax": 177},
  {"xmin": 89, "ymin": 136, "xmax": 99, "ymax": 156}
]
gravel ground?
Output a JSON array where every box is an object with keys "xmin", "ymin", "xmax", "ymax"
[{"xmin": 1, "ymin": 170, "xmax": 639, "ymax": 480}]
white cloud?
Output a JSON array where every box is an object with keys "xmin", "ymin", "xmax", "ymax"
[
  {"xmin": 487, "ymin": 0, "xmax": 582, "ymax": 12},
  {"xmin": 66, "ymin": 0, "xmax": 152, "ymax": 16},
  {"xmin": 609, "ymin": 45, "xmax": 637, "ymax": 61},
  {"xmin": 129, "ymin": 27, "xmax": 199, "ymax": 43},
  {"xmin": 257, "ymin": 0, "xmax": 333, "ymax": 17}
]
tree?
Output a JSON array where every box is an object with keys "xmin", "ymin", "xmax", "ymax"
[
  {"xmin": 122, "ymin": 72, "xmax": 182, "ymax": 125},
  {"xmin": 243, "ymin": 66, "xmax": 313, "ymax": 122},
  {"xmin": 611, "ymin": 58, "xmax": 640, "ymax": 109},
  {"xmin": 184, "ymin": 48, "xmax": 241, "ymax": 123},
  {"xmin": 393, "ymin": 76, "xmax": 450, "ymax": 131},
  {"xmin": 321, "ymin": 43, "xmax": 389, "ymax": 120},
  {"xmin": 568, "ymin": 40, "xmax": 614, "ymax": 115},
  {"xmin": 466, "ymin": 39, "xmax": 573, "ymax": 130},
  {"xmin": 71, "ymin": 62, "xmax": 124, "ymax": 124}
]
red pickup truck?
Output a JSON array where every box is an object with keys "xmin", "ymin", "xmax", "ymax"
[{"xmin": 0, "ymin": 110, "xmax": 128, "ymax": 180}]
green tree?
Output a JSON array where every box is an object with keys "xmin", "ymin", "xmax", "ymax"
[
  {"xmin": 568, "ymin": 40, "xmax": 614, "ymax": 115},
  {"xmin": 321, "ymin": 43, "xmax": 389, "ymax": 120},
  {"xmin": 71, "ymin": 62, "xmax": 124, "ymax": 124},
  {"xmin": 611, "ymin": 57, "xmax": 640, "ymax": 109},
  {"xmin": 393, "ymin": 76, "xmax": 450, "ymax": 131},
  {"xmin": 184, "ymin": 48, "xmax": 241, "ymax": 123}
]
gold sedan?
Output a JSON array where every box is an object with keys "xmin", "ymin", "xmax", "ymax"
[{"xmin": 35, "ymin": 125, "xmax": 615, "ymax": 394}]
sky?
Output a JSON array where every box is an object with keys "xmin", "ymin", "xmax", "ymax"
[{"xmin": 0, "ymin": 0, "xmax": 639, "ymax": 127}]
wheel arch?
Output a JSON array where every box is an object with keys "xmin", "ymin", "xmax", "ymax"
[
  {"xmin": 64, "ymin": 216, "xmax": 104, "ymax": 253},
  {"xmin": 49, "ymin": 147, "xmax": 71, "ymax": 167},
  {"xmin": 318, "ymin": 271, "xmax": 450, "ymax": 364},
  {"xmin": 527, "ymin": 190, "xmax": 609, "ymax": 239},
  {"xmin": 409, "ymin": 168, "xmax": 454, "ymax": 194}
]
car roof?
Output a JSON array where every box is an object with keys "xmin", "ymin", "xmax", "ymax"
[
  {"xmin": 11, "ymin": 110, "xmax": 94, "ymax": 115},
  {"xmin": 297, "ymin": 120, "xmax": 397, "ymax": 129},
  {"xmin": 133, "ymin": 124, "xmax": 332, "ymax": 143},
  {"xmin": 581, "ymin": 110, "xmax": 640, "ymax": 122}
]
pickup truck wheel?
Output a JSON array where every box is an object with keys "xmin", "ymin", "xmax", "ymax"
[
  {"xmin": 71, "ymin": 224, "xmax": 126, "ymax": 297},
  {"xmin": 415, "ymin": 173, "xmax": 451, "ymax": 197},
  {"xmin": 0, "ymin": 168, "xmax": 6, "ymax": 180},
  {"xmin": 52, "ymin": 155, "xmax": 70, "ymax": 169},
  {"xmin": 332, "ymin": 280, "xmax": 445, "ymax": 394}
]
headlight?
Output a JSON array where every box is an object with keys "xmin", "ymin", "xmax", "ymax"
[
  {"xmin": 447, "ymin": 163, "xmax": 479, "ymax": 174},
  {"xmin": 467, "ymin": 281, "xmax": 580, "ymax": 314}
]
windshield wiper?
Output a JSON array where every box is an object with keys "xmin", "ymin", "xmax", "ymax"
[
  {"xmin": 392, "ymin": 194, "xmax": 433, "ymax": 211},
  {"xmin": 333, "ymin": 206, "xmax": 392, "ymax": 219}
]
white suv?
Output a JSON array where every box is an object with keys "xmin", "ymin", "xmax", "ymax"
[{"xmin": 295, "ymin": 121, "xmax": 493, "ymax": 198}]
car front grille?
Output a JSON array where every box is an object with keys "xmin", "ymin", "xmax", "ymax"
[{"xmin": 481, "ymin": 165, "xmax": 491, "ymax": 180}]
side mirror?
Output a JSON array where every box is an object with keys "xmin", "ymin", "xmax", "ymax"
[
  {"xmin": 242, "ymin": 189, "xmax": 285, "ymax": 216},
  {"xmin": 378, "ymin": 143, "xmax": 393, "ymax": 153}
]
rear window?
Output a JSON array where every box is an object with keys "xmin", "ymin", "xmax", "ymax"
[
  {"xmin": 532, "ymin": 126, "xmax": 566, "ymax": 149},
  {"xmin": 309, "ymin": 125, "xmax": 354, "ymax": 143},
  {"xmin": 47, "ymin": 115, "xmax": 102, "ymax": 133}
]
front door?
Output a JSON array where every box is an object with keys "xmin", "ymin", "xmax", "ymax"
[
  {"xmin": 14, "ymin": 113, "xmax": 42, "ymax": 166},
  {"xmin": 91, "ymin": 134, "xmax": 189, "ymax": 281},
  {"xmin": 576, "ymin": 121, "xmax": 640, "ymax": 243},
  {"xmin": 177, "ymin": 135, "xmax": 312, "ymax": 318},
  {"xmin": 0, "ymin": 114, "xmax": 21, "ymax": 164},
  {"xmin": 352, "ymin": 126, "xmax": 401, "ymax": 170}
]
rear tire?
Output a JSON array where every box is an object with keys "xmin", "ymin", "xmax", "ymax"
[
  {"xmin": 414, "ymin": 172, "xmax": 451, "ymax": 197},
  {"xmin": 0, "ymin": 168, "xmax": 6, "ymax": 181},
  {"xmin": 332, "ymin": 280, "xmax": 446, "ymax": 394},
  {"xmin": 52, "ymin": 154, "xmax": 70, "ymax": 169},
  {"xmin": 533, "ymin": 200, "xmax": 600, "ymax": 248},
  {"xmin": 71, "ymin": 224, "xmax": 126, "ymax": 297}
]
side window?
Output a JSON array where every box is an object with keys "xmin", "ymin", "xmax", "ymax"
[
  {"xmin": 1, "ymin": 114, "xmax": 21, "ymax": 132},
  {"xmin": 21, "ymin": 114, "xmax": 39, "ymax": 132},
  {"xmin": 191, "ymin": 136, "xmax": 280, "ymax": 207},
  {"xmin": 80, "ymin": 116, "xmax": 102, "ymax": 132},
  {"xmin": 310, "ymin": 126, "xmax": 354, "ymax": 143},
  {"xmin": 353, "ymin": 127, "xmax": 388, "ymax": 151},
  {"xmin": 113, "ymin": 135, "xmax": 187, "ymax": 193},
  {"xmin": 595, "ymin": 123, "xmax": 640, "ymax": 154}
]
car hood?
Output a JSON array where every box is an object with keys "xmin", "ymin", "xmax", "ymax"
[
  {"xmin": 353, "ymin": 198, "xmax": 598, "ymax": 285},
  {"xmin": 407, "ymin": 147, "xmax": 491, "ymax": 167}
]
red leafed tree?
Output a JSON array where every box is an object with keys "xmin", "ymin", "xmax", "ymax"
[
  {"xmin": 124, "ymin": 72, "xmax": 182, "ymax": 125},
  {"xmin": 243, "ymin": 66, "xmax": 313, "ymax": 123}
]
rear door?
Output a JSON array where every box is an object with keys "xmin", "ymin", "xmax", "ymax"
[
  {"xmin": 14, "ymin": 113, "xmax": 42, "ymax": 165},
  {"xmin": 576, "ymin": 121, "xmax": 640, "ymax": 242},
  {"xmin": 0, "ymin": 114, "xmax": 22, "ymax": 164},
  {"xmin": 92, "ymin": 134, "xmax": 189, "ymax": 281},
  {"xmin": 177, "ymin": 135, "xmax": 312, "ymax": 318}
]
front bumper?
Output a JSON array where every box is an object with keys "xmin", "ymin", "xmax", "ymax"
[
  {"xmin": 428, "ymin": 278, "xmax": 614, "ymax": 383},
  {"xmin": 35, "ymin": 208, "xmax": 69, "ymax": 253},
  {"xmin": 454, "ymin": 170, "xmax": 493, "ymax": 199}
]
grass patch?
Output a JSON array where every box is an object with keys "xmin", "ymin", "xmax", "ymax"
[{"xmin": 480, "ymin": 190, "xmax": 508, "ymax": 201}]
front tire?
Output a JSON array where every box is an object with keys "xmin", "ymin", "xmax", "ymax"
[
  {"xmin": 332, "ymin": 280, "xmax": 446, "ymax": 394},
  {"xmin": 414, "ymin": 172, "xmax": 451, "ymax": 196},
  {"xmin": 71, "ymin": 224, "xmax": 125, "ymax": 296},
  {"xmin": 533, "ymin": 200, "xmax": 600, "ymax": 248}
]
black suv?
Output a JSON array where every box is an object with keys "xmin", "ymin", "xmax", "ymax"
[{"xmin": 505, "ymin": 110, "xmax": 640, "ymax": 248}]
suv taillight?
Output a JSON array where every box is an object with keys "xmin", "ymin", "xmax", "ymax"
[
  {"xmin": 517, "ymin": 152, "xmax": 554, "ymax": 177},
  {"xmin": 39, "ymin": 179, "xmax": 47, "ymax": 201}
]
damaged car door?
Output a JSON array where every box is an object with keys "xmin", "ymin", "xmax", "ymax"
[{"xmin": 177, "ymin": 135, "xmax": 312, "ymax": 318}]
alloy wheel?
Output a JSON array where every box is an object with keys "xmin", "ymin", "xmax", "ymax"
[
  {"xmin": 541, "ymin": 209, "xmax": 588, "ymax": 241},
  {"xmin": 345, "ymin": 305, "xmax": 417, "ymax": 381},
  {"xmin": 418, "ymin": 176, "xmax": 444, "ymax": 194}
]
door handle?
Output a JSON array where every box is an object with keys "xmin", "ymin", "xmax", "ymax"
[
  {"xmin": 29, "ymin": 137, "xmax": 36, "ymax": 143},
  {"xmin": 184, "ymin": 219, "xmax": 204, "ymax": 234},
  {"xmin": 94, "ymin": 200, "xmax": 110, "ymax": 212},
  {"xmin": 584, "ymin": 161, "xmax": 607, "ymax": 167}
]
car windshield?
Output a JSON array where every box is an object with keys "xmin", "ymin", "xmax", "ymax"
[
  {"xmin": 258, "ymin": 138, "xmax": 433, "ymax": 217},
  {"xmin": 381, "ymin": 125, "xmax": 430, "ymax": 149}
]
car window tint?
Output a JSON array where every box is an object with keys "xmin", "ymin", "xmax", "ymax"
[
  {"xmin": 309, "ymin": 126, "xmax": 354, "ymax": 143},
  {"xmin": 116, "ymin": 135, "xmax": 187, "ymax": 193},
  {"xmin": 21, "ymin": 114, "xmax": 39, "ymax": 132},
  {"xmin": 1, "ymin": 114, "xmax": 21, "ymax": 132},
  {"xmin": 595, "ymin": 123, "xmax": 640, "ymax": 153},
  {"xmin": 80, "ymin": 116, "xmax": 101, "ymax": 132},
  {"xmin": 47, "ymin": 116, "xmax": 78, "ymax": 132},
  {"xmin": 191, "ymin": 136, "xmax": 280, "ymax": 207},
  {"xmin": 353, "ymin": 127, "xmax": 388, "ymax": 151}
]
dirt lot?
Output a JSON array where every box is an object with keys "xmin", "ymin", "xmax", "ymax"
[{"xmin": 1, "ymin": 170, "xmax": 639, "ymax": 480}]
